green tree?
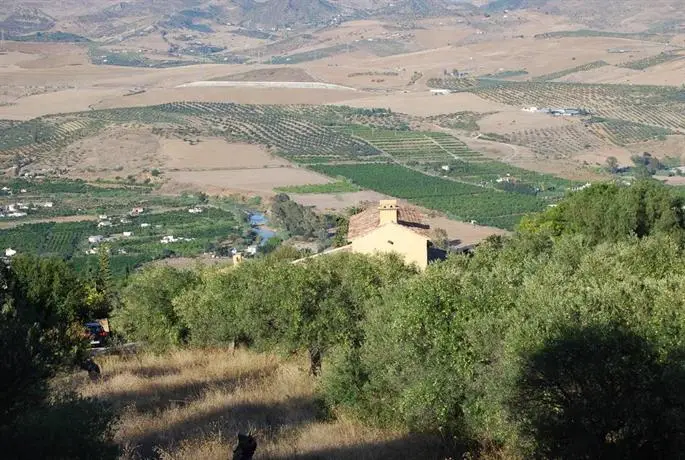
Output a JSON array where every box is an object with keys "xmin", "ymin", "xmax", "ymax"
[
  {"xmin": 518, "ymin": 180, "xmax": 685, "ymax": 244},
  {"xmin": 605, "ymin": 156, "xmax": 619, "ymax": 173},
  {"xmin": 0, "ymin": 261, "xmax": 119, "ymax": 459},
  {"xmin": 508, "ymin": 324, "xmax": 685, "ymax": 459},
  {"xmin": 112, "ymin": 266, "xmax": 199, "ymax": 349}
]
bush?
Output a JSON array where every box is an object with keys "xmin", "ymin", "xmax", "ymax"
[
  {"xmin": 112, "ymin": 266, "xmax": 199, "ymax": 349},
  {"xmin": 508, "ymin": 324, "xmax": 685, "ymax": 459}
]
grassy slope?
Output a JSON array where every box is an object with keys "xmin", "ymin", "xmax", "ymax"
[{"xmin": 70, "ymin": 349, "xmax": 443, "ymax": 459}]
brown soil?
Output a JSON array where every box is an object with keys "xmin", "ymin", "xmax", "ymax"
[
  {"xmin": 167, "ymin": 167, "xmax": 332, "ymax": 194},
  {"xmin": 210, "ymin": 67, "xmax": 316, "ymax": 82},
  {"xmin": 161, "ymin": 138, "xmax": 290, "ymax": 170}
]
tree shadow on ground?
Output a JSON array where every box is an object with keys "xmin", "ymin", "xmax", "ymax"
[
  {"xmin": 266, "ymin": 432, "xmax": 455, "ymax": 460},
  {"xmin": 127, "ymin": 396, "xmax": 324, "ymax": 460},
  {"xmin": 101, "ymin": 365, "xmax": 279, "ymax": 414}
]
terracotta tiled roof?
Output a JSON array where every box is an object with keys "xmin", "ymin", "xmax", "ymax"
[{"xmin": 347, "ymin": 204, "xmax": 431, "ymax": 240}]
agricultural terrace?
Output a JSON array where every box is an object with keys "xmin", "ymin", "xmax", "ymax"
[
  {"xmin": 469, "ymin": 82, "xmax": 685, "ymax": 131},
  {"xmin": 339, "ymin": 125, "xmax": 486, "ymax": 163},
  {"xmin": 427, "ymin": 79, "xmax": 685, "ymax": 132},
  {"xmin": 1, "ymin": 103, "xmax": 417, "ymax": 169},
  {"xmin": 311, "ymin": 164, "xmax": 548, "ymax": 229},
  {"xmin": 0, "ymin": 102, "xmax": 579, "ymax": 230}
]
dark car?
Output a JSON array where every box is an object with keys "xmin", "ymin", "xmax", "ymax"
[{"xmin": 85, "ymin": 322, "xmax": 108, "ymax": 348}]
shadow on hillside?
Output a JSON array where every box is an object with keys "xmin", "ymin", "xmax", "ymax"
[
  {"xmin": 102, "ymin": 365, "xmax": 279, "ymax": 414},
  {"xmin": 126, "ymin": 396, "xmax": 324, "ymax": 460},
  {"xmin": 266, "ymin": 432, "xmax": 455, "ymax": 460}
]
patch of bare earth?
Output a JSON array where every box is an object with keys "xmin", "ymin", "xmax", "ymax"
[
  {"xmin": 167, "ymin": 167, "xmax": 333, "ymax": 194},
  {"xmin": 161, "ymin": 138, "xmax": 290, "ymax": 170},
  {"xmin": 34, "ymin": 126, "xmax": 163, "ymax": 180},
  {"xmin": 210, "ymin": 67, "xmax": 316, "ymax": 82},
  {"xmin": 289, "ymin": 191, "xmax": 391, "ymax": 212},
  {"xmin": 72, "ymin": 349, "xmax": 442, "ymax": 460},
  {"xmin": 477, "ymin": 111, "xmax": 575, "ymax": 134},
  {"xmin": 332, "ymin": 91, "xmax": 510, "ymax": 117}
]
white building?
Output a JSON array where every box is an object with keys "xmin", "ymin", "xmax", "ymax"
[
  {"xmin": 5, "ymin": 248, "xmax": 17, "ymax": 257},
  {"xmin": 88, "ymin": 235, "xmax": 104, "ymax": 244},
  {"xmin": 188, "ymin": 207, "xmax": 203, "ymax": 214},
  {"xmin": 98, "ymin": 221, "xmax": 112, "ymax": 228},
  {"xmin": 122, "ymin": 231, "xmax": 133, "ymax": 237}
]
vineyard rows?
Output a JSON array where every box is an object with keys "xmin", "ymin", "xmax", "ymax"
[
  {"xmin": 502, "ymin": 125, "xmax": 607, "ymax": 158},
  {"xmin": 467, "ymin": 82, "xmax": 685, "ymax": 130},
  {"xmin": 586, "ymin": 118, "xmax": 674, "ymax": 145},
  {"xmin": 311, "ymin": 163, "xmax": 547, "ymax": 229},
  {"xmin": 341, "ymin": 126, "xmax": 484, "ymax": 163}
]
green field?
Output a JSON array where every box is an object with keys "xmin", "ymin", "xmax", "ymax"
[
  {"xmin": 0, "ymin": 178, "xmax": 255, "ymax": 275},
  {"xmin": 274, "ymin": 181, "xmax": 361, "ymax": 194},
  {"xmin": 311, "ymin": 164, "xmax": 548, "ymax": 229}
]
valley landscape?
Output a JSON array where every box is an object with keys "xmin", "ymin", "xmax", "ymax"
[{"xmin": 2, "ymin": 0, "xmax": 685, "ymax": 459}]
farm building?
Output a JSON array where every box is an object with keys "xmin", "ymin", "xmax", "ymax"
[{"xmin": 297, "ymin": 200, "xmax": 446, "ymax": 269}]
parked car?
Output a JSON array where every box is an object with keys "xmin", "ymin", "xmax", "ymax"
[{"xmin": 85, "ymin": 322, "xmax": 108, "ymax": 347}]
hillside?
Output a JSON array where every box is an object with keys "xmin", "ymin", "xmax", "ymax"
[{"xmin": 485, "ymin": 0, "xmax": 685, "ymax": 31}]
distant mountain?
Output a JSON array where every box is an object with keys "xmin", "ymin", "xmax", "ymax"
[
  {"xmin": 0, "ymin": 7, "xmax": 55, "ymax": 35},
  {"xmin": 482, "ymin": 0, "xmax": 685, "ymax": 31},
  {"xmin": 378, "ymin": 0, "xmax": 479, "ymax": 19},
  {"xmin": 240, "ymin": 0, "xmax": 345, "ymax": 28}
]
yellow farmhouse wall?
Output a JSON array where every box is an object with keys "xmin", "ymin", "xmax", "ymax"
[{"xmin": 350, "ymin": 223, "xmax": 429, "ymax": 269}]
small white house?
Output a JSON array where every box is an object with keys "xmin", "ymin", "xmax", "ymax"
[
  {"xmin": 98, "ymin": 221, "xmax": 112, "ymax": 228},
  {"xmin": 122, "ymin": 231, "xmax": 133, "ymax": 237},
  {"xmin": 88, "ymin": 235, "xmax": 104, "ymax": 244},
  {"xmin": 188, "ymin": 207, "xmax": 203, "ymax": 214},
  {"xmin": 98, "ymin": 214, "xmax": 108, "ymax": 220},
  {"xmin": 140, "ymin": 223, "xmax": 150, "ymax": 228},
  {"xmin": 7, "ymin": 212, "xmax": 27, "ymax": 217},
  {"xmin": 246, "ymin": 245, "xmax": 258, "ymax": 256},
  {"xmin": 5, "ymin": 248, "xmax": 17, "ymax": 257},
  {"xmin": 41, "ymin": 202, "xmax": 53, "ymax": 208}
]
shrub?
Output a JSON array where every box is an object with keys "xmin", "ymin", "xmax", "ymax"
[{"xmin": 112, "ymin": 266, "xmax": 199, "ymax": 349}]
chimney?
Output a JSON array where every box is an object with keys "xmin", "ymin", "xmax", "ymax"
[{"xmin": 378, "ymin": 200, "xmax": 398, "ymax": 225}]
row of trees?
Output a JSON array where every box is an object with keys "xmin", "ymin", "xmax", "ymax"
[{"xmin": 112, "ymin": 180, "xmax": 685, "ymax": 458}]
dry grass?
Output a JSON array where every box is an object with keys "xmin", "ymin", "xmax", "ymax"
[{"xmin": 72, "ymin": 349, "xmax": 445, "ymax": 460}]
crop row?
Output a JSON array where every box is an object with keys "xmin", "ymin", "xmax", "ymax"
[
  {"xmin": 311, "ymin": 163, "xmax": 547, "ymax": 229},
  {"xmin": 620, "ymin": 52, "xmax": 684, "ymax": 70},
  {"xmin": 502, "ymin": 125, "xmax": 607, "ymax": 158},
  {"xmin": 341, "ymin": 126, "xmax": 482, "ymax": 163},
  {"xmin": 587, "ymin": 118, "xmax": 674, "ymax": 145},
  {"xmin": 532, "ymin": 60, "xmax": 609, "ymax": 82},
  {"xmin": 468, "ymin": 82, "xmax": 685, "ymax": 130}
]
